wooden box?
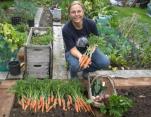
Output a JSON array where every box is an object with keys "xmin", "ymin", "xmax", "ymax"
[{"xmin": 25, "ymin": 27, "xmax": 53, "ymax": 78}]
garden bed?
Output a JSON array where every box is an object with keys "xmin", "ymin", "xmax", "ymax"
[
  {"xmin": 10, "ymin": 97, "xmax": 93, "ymax": 117},
  {"xmin": 6, "ymin": 78, "xmax": 151, "ymax": 117},
  {"xmin": 117, "ymin": 86, "xmax": 151, "ymax": 117}
]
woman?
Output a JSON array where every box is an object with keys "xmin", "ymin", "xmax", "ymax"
[{"xmin": 62, "ymin": 1, "xmax": 110, "ymax": 79}]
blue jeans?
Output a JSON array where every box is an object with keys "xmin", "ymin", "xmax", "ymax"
[{"xmin": 65, "ymin": 48, "xmax": 110, "ymax": 78}]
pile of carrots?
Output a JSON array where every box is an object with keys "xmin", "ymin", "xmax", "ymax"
[
  {"xmin": 18, "ymin": 95, "xmax": 94, "ymax": 114},
  {"xmin": 18, "ymin": 95, "xmax": 72, "ymax": 112},
  {"xmin": 10, "ymin": 78, "xmax": 94, "ymax": 114}
]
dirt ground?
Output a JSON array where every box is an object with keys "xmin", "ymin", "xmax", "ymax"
[{"xmin": 117, "ymin": 86, "xmax": 151, "ymax": 117}]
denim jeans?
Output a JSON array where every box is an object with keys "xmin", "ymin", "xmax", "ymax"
[{"xmin": 65, "ymin": 48, "xmax": 110, "ymax": 78}]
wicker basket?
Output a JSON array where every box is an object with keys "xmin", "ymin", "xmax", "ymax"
[{"xmin": 88, "ymin": 75, "xmax": 116, "ymax": 108}]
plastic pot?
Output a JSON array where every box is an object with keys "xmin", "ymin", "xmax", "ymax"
[{"xmin": 8, "ymin": 60, "xmax": 21, "ymax": 76}]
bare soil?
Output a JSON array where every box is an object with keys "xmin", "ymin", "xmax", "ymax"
[{"xmin": 117, "ymin": 86, "xmax": 151, "ymax": 117}]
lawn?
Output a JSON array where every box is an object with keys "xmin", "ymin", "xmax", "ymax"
[{"xmin": 112, "ymin": 6, "xmax": 151, "ymax": 24}]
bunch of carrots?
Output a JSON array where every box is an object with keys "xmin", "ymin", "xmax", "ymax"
[
  {"xmin": 80, "ymin": 34, "xmax": 100, "ymax": 69},
  {"xmin": 80, "ymin": 45, "xmax": 97, "ymax": 69}
]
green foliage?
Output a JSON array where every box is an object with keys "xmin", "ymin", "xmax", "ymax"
[
  {"xmin": 59, "ymin": 0, "xmax": 74, "ymax": 21},
  {"xmin": 31, "ymin": 0, "xmax": 53, "ymax": 7},
  {"xmin": 14, "ymin": 0, "xmax": 37, "ymax": 20},
  {"xmin": 0, "ymin": 23, "xmax": 26, "ymax": 52},
  {"xmin": 10, "ymin": 77, "xmax": 85, "ymax": 101},
  {"xmin": 97, "ymin": 24, "xmax": 133, "ymax": 68},
  {"xmin": 0, "ymin": 9, "xmax": 10, "ymax": 23},
  {"xmin": 0, "ymin": 35, "xmax": 12, "ymax": 63},
  {"xmin": 91, "ymin": 79, "xmax": 106, "ymax": 96},
  {"xmin": 118, "ymin": 14, "xmax": 151, "ymax": 68},
  {"xmin": 100, "ymin": 95, "xmax": 133, "ymax": 117},
  {"xmin": 32, "ymin": 29, "xmax": 53, "ymax": 45},
  {"xmin": 14, "ymin": 23, "xmax": 28, "ymax": 32}
]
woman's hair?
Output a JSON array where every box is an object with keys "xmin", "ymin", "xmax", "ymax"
[{"xmin": 68, "ymin": 1, "xmax": 84, "ymax": 13}]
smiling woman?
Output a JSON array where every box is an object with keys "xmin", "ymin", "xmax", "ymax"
[{"xmin": 62, "ymin": 1, "xmax": 110, "ymax": 79}]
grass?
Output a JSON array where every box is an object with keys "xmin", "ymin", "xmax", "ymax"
[{"xmin": 112, "ymin": 6, "xmax": 151, "ymax": 24}]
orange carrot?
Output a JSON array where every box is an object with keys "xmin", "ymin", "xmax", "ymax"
[
  {"xmin": 62, "ymin": 98, "xmax": 67, "ymax": 111},
  {"xmin": 41, "ymin": 98, "xmax": 45, "ymax": 112},
  {"xmin": 80, "ymin": 55, "xmax": 89, "ymax": 68},
  {"xmin": 45, "ymin": 100, "xmax": 49, "ymax": 111},
  {"xmin": 79, "ymin": 98, "xmax": 94, "ymax": 115},
  {"xmin": 46, "ymin": 105, "xmax": 54, "ymax": 112},
  {"xmin": 51, "ymin": 96, "xmax": 54, "ymax": 104},
  {"xmin": 48, "ymin": 97, "xmax": 51, "ymax": 105},
  {"xmin": 67, "ymin": 98, "xmax": 70, "ymax": 110},
  {"xmin": 68, "ymin": 95, "xmax": 73, "ymax": 105},
  {"xmin": 75, "ymin": 101, "xmax": 79, "ymax": 112},
  {"xmin": 58, "ymin": 97, "xmax": 62, "ymax": 107},
  {"xmin": 53, "ymin": 98, "xmax": 57, "ymax": 108},
  {"xmin": 83, "ymin": 57, "xmax": 91, "ymax": 68}
]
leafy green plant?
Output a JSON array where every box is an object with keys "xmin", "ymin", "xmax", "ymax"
[
  {"xmin": 0, "ymin": 23, "xmax": 25, "ymax": 52},
  {"xmin": 14, "ymin": 0, "xmax": 37, "ymax": 20},
  {"xmin": 100, "ymin": 94, "xmax": 133, "ymax": 117},
  {"xmin": 91, "ymin": 79, "xmax": 106, "ymax": 96},
  {"xmin": 32, "ymin": 29, "xmax": 53, "ymax": 45}
]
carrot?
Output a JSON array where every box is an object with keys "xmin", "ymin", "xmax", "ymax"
[
  {"xmin": 48, "ymin": 97, "xmax": 51, "ymax": 105},
  {"xmin": 67, "ymin": 98, "xmax": 70, "ymax": 110},
  {"xmin": 21, "ymin": 98, "xmax": 25, "ymax": 110},
  {"xmin": 45, "ymin": 100, "xmax": 49, "ymax": 111},
  {"xmin": 34, "ymin": 100, "xmax": 38, "ymax": 112},
  {"xmin": 58, "ymin": 97, "xmax": 62, "ymax": 107},
  {"xmin": 80, "ymin": 55, "xmax": 88, "ymax": 67},
  {"xmin": 38, "ymin": 99, "xmax": 42, "ymax": 111},
  {"xmin": 80, "ymin": 55, "xmax": 89, "ymax": 68},
  {"xmin": 51, "ymin": 96, "xmax": 54, "ymax": 104},
  {"xmin": 68, "ymin": 95, "xmax": 73, "ymax": 105},
  {"xmin": 62, "ymin": 98, "xmax": 67, "ymax": 111},
  {"xmin": 78, "ymin": 99, "xmax": 87, "ymax": 112},
  {"xmin": 53, "ymin": 98, "xmax": 57, "ymax": 108},
  {"xmin": 83, "ymin": 57, "xmax": 91, "ymax": 68},
  {"xmin": 79, "ymin": 98, "xmax": 94, "ymax": 115},
  {"xmin": 75, "ymin": 101, "xmax": 79, "ymax": 112},
  {"xmin": 41, "ymin": 98, "xmax": 45, "ymax": 112},
  {"xmin": 46, "ymin": 105, "xmax": 54, "ymax": 112},
  {"xmin": 24, "ymin": 98, "xmax": 31, "ymax": 110}
]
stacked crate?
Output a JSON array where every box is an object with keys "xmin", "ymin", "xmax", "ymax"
[{"xmin": 25, "ymin": 27, "xmax": 53, "ymax": 78}]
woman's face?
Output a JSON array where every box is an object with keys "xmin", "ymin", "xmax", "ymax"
[{"xmin": 69, "ymin": 4, "xmax": 84, "ymax": 24}]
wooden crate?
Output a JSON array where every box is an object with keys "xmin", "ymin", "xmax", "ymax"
[
  {"xmin": 25, "ymin": 27, "xmax": 53, "ymax": 78},
  {"xmin": 26, "ymin": 62, "xmax": 50, "ymax": 78},
  {"xmin": 25, "ymin": 45, "xmax": 51, "ymax": 63}
]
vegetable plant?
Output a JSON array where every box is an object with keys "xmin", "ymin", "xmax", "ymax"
[
  {"xmin": 100, "ymin": 94, "xmax": 133, "ymax": 117},
  {"xmin": 32, "ymin": 29, "xmax": 53, "ymax": 45}
]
